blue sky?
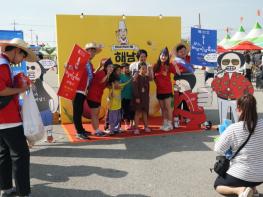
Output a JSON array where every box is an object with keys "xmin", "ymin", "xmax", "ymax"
[{"xmin": 0, "ymin": 0, "xmax": 262, "ymax": 46}]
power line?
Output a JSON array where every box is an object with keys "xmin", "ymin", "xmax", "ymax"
[{"xmin": 0, "ymin": 22, "xmax": 54, "ymax": 28}]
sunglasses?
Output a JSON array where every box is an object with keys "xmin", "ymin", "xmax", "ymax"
[
  {"xmin": 27, "ymin": 66, "xmax": 35, "ymax": 70},
  {"xmin": 222, "ymin": 59, "xmax": 240, "ymax": 66}
]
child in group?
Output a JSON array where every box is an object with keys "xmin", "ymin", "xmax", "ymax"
[
  {"xmin": 108, "ymin": 64, "xmax": 131, "ymax": 134},
  {"xmin": 132, "ymin": 62, "xmax": 153, "ymax": 134},
  {"xmin": 120, "ymin": 63, "xmax": 134, "ymax": 130}
]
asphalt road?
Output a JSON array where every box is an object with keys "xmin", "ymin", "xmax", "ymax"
[{"xmin": 28, "ymin": 69, "xmax": 263, "ymax": 197}]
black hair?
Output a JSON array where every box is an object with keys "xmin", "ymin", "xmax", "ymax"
[
  {"xmin": 108, "ymin": 64, "xmax": 121, "ymax": 85},
  {"xmin": 5, "ymin": 46, "xmax": 28, "ymax": 57},
  {"xmin": 38, "ymin": 52, "xmax": 44, "ymax": 60},
  {"xmin": 103, "ymin": 58, "xmax": 113, "ymax": 72},
  {"xmin": 175, "ymin": 44, "xmax": 187, "ymax": 52},
  {"xmin": 121, "ymin": 62, "xmax": 130, "ymax": 68},
  {"xmin": 237, "ymin": 94, "xmax": 258, "ymax": 134},
  {"xmin": 136, "ymin": 49, "xmax": 148, "ymax": 60},
  {"xmin": 138, "ymin": 62, "xmax": 147, "ymax": 70},
  {"xmin": 5, "ymin": 46, "xmax": 16, "ymax": 52},
  {"xmin": 217, "ymin": 51, "xmax": 245, "ymax": 67},
  {"xmin": 153, "ymin": 48, "xmax": 170, "ymax": 73},
  {"xmin": 244, "ymin": 53, "xmax": 251, "ymax": 64}
]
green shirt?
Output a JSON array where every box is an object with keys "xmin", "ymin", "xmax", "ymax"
[{"xmin": 120, "ymin": 73, "xmax": 132, "ymax": 99}]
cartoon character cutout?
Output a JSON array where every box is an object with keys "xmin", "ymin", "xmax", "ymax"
[
  {"xmin": 211, "ymin": 52, "xmax": 254, "ymax": 124},
  {"xmin": 26, "ymin": 60, "xmax": 59, "ymax": 134},
  {"xmin": 116, "ymin": 20, "xmax": 128, "ymax": 45},
  {"xmin": 173, "ymin": 74, "xmax": 206, "ymax": 129}
]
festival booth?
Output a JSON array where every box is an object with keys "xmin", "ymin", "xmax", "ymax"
[
  {"xmin": 56, "ymin": 15, "xmax": 181, "ymax": 124},
  {"xmin": 56, "ymin": 15, "xmax": 224, "ymax": 142}
]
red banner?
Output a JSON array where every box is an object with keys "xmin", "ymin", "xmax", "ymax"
[{"xmin": 58, "ymin": 44, "xmax": 90, "ymax": 100}]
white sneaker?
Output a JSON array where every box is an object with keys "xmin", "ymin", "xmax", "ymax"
[
  {"xmin": 162, "ymin": 124, "xmax": 173, "ymax": 132},
  {"xmin": 239, "ymin": 187, "xmax": 253, "ymax": 197},
  {"xmin": 174, "ymin": 121, "xmax": 179, "ymax": 128},
  {"xmin": 160, "ymin": 119, "xmax": 168, "ymax": 130},
  {"xmin": 104, "ymin": 129, "xmax": 110, "ymax": 134},
  {"xmin": 160, "ymin": 124, "xmax": 166, "ymax": 130}
]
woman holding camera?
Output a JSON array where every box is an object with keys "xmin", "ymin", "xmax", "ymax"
[{"xmin": 214, "ymin": 94, "xmax": 263, "ymax": 197}]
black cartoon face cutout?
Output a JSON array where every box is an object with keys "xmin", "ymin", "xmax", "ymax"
[{"xmin": 217, "ymin": 52, "xmax": 245, "ymax": 73}]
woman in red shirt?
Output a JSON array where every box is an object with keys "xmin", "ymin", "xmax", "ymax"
[
  {"xmin": 87, "ymin": 58, "xmax": 114, "ymax": 136},
  {"xmin": 153, "ymin": 47, "xmax": 181, "ymax": 131}
]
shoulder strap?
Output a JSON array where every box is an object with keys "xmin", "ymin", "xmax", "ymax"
[
  {"xmin": 0, "ymin": 57, "xmax": 14, "ymax": 84},
  {"xmin": 231, "ymin": 132, "xmax": 253, "ymax": 160},
  {"xmin": 0, "ymin": 57, "xmax": 10, "ymax": 66}
]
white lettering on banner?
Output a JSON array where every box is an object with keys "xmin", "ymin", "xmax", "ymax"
[
  {"xmin": 64, "ymin": 70, "xmax": 81, "ymax": 81},
  {"xmin": 197, "ymin": 30, "xmax": 210, "ymax": 35},
  {"xmin": 112, "ymin": 45, "xmax": 138, "ymax": 50},
  {"xmin": 77, "ymin": 49, "xmax": 86, "ymax": 57}
]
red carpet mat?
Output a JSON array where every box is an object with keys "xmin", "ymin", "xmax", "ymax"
[{"xmin": 62, "ymin": 117, "xmax": 203, "ymax": 143}]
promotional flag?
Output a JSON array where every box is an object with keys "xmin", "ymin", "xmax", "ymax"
[{"xmin": 57, "ymin": 44, "xmax": 90, "ymax": 100}]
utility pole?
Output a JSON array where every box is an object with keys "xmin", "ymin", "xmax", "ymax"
[
  {"xmin": 36, "ymin": 34, "xmax": 39, "ymax": 46},
  {"xmin": 198, "ymin": 13, "xmax": 201, "ymax": 28},
  {"xmin": 11, "ymin": 20, "xmax": 18, "ymax": 31},
  {"xmin": 29, "ymin": 29, "xmax": 34, "ymax": 44}
]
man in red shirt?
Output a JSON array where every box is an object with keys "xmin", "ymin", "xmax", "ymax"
[
  {"xmin": 0, "ymin": 38, "xmax": 37, "ymax": 197},
  {"xmin": 73, "ymin": 42, "xmax": 102, "ymax": 140}
]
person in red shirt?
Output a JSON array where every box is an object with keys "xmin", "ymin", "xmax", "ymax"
[
  {"xmin": 73, "ymin": 42, "xmax": 102, "ymax": 140},
  {"xmin": 87, "ymin": 58, "xmax": 114, "ymax": 136},
  {"xmin": 153, "ymin": 47, "xmax": 181, "ymax": 131},
  {"xmin": 0, "ymin": 38, "xmax": 37, "ymax": 197}
]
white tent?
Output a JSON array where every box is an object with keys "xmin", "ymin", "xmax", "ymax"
[
  {"xmin": 244, "ymin": 22, "xmax": 263, "ymax": 40},
  {"xmin": 230, "ymin": 25, "xmax": 246, "ymax": 41},
  {"xmin": 251, "ymin": 33, "xmax": 263, "ymax": 43},
  {"xmin": 218, "ymin": 33, "xmax": 231, "ymax": 46}
]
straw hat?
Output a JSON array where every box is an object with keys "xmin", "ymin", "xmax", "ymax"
[
  {"xmin": 0, "ymin": 38, "xmax": 37, "ymax": 62},
  {"xmin": 84, "ymin": 42, "xmax": 103, "ymax": 54}
]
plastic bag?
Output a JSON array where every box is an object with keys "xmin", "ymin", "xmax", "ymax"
[{"xmin": 22, "ymin": 89, "xmax": 45, "ymax": 144}]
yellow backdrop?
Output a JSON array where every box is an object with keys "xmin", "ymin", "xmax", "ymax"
[{"xmin": 56, "ymin": 15, "xmax": 181, "ymax": 124}]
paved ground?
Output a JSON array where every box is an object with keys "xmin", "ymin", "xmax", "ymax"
[{"xmin": 27, "ymin": 70, "xmax": 263, "ymax": 197}]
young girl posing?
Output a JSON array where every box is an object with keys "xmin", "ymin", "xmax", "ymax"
[
  {"xmin": 132, "ymin": 62, "xmax": 153, "ymax": 134},
  {"xmin": 153, "ymin": 47, "xmax": 181, "ymax": 131},
  {"xmin": 120, "ymin": 63, "xmax": 134, "ymax": 130},
  {"xmin": 108, "ymin": 64, "xmax": 130, "ymax": 134}
]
